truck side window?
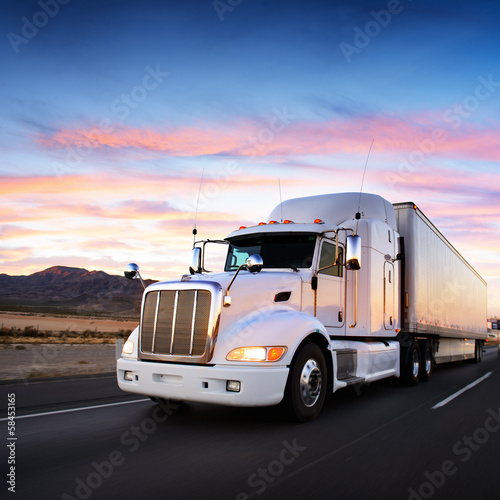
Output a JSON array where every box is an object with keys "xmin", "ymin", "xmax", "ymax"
[{"xmin": 318, "ymin": 241, "xmax": 343, "ymax": 277}]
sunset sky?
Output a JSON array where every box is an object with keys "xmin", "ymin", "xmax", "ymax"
[{"xmin": 1, "ymin": 0, "xmax": 499, "ymax": 315}]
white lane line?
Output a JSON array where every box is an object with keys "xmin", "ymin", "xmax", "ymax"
[
  {"xmin": 0, "ymin": 374, "xmax": 116, "ymax": 386},
  {"xmin": 0, "ymin": 398, "xmax": 149, "ymax": 421},
  {"xmin": 432, "ymin": 372, "xmax": 493, "ymax": 409}
]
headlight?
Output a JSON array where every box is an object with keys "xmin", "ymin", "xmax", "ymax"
[
  {"xmin": 226, "ymin": 346, "xmax": 286, "ymax": 362},
  {"xmin": 122, "ymin": 340, "xmax": 135, "ymax": 356}
]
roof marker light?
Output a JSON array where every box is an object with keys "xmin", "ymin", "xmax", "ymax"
[
  {"xmin": 239, "ymin": 226, "xmax": 247, "ymax": 230},
  {"xmin": 258, "ymin": 222, "xmax": 266, "ymax": 226},
  {"xmin": 269, "ymin": 220, "xmax": 278, "ymax": 224},
  {"xmin": 314, "ymin": 219, "xmax": 324, "ymax": 224},
  {"xmin": 283, "ymin": 220, "xmax": 294, "ymax": 224}
]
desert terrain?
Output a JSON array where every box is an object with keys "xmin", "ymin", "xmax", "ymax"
[
  {"xmin": 0, "ymin": 311, "xmax": 138, "ymax": 334},
  {"xmin": 0, "ymin": 312, "xmax": 137, "ymax": 380}
]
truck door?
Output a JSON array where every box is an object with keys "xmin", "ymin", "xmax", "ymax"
[
  {"xmin": 384, "ymin": 261, "xmax": 395, "ymax": 330},
  {"xmin": 316, "ymin": 239, "xmax": 345, "ymax": 333}
]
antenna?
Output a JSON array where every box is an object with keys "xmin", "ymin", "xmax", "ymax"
[
  {"xmin": 193, "ymin": 168, "xmax": 205, "ymax": 245},
  {"xmin": 278, "ymin": 179, "xmax": 283, "ymax": 223},
  {"xmin": 355, "ymin": 139, "xmax": 374, "ymax": 233}
]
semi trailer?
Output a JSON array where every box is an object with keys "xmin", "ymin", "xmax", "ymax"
[{"xmin": 117, "ymin": 192, "xmax": 487, "ymax": 421}]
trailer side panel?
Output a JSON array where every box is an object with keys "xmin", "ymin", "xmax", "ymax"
[{"xmin": 394, "ymin": 203, "xmax": 487, "ymax": 340}]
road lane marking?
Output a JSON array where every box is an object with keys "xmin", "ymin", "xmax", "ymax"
[
  {"xmin": 432, "ymin": 372, "xmax": 493, "ymax": 409},
  {"xmin": 0, "ymin": 398, "xmax": 149, "ymax": 421},
  {"xmin": 250, "ymin": 369, "xmax": 497, "ymax": 499}
]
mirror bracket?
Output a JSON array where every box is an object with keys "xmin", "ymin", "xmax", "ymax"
[{"xmin": 224, "ymin": 254, "xmax": 263, "ymax": 307}]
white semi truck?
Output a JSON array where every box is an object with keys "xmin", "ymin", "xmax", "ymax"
[{"xmin": 117, "ymin": 192, "xmax": 487, "ymax": 421}]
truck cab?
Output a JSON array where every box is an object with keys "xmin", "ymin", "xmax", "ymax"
[{"xmin": 117, "ymin": 192, "xmax": 402, "ymax": 421}]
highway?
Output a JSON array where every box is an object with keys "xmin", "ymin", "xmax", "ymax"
[{"xmin": 1, "ymin": 346, "xmax": 499, "ymax": 500}]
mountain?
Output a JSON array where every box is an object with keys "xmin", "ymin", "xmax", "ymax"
[{"xmin": 0, "ymin": 266, "xmax": 155, "ymax": 317}]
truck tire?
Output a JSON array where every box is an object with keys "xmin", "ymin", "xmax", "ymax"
[
  {"xmin": 401, "ymin": 341, "xmax": 421, "ymax": 386},
  {"xmin": 420, "ymin": 341, "xmax": 433, "ymax": 382},
  {"xmin": 285, "ymin": 343, "xmax": 327, "ymax": 422},
  {"xmin": 473, "ymin": 340, "xmax": 483, "ymax": 363}
]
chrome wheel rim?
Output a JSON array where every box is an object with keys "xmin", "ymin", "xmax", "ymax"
[
  {"xmin": 412, "ymin": 349, "xmax": 420, "ymax": 378},
  {"xmin": 425, "ymin": 349, "xmax": 432, "ymax": 374},
  {"xmin": 299, "ymin": 359, "xmax": 322, "ymax": 407}
]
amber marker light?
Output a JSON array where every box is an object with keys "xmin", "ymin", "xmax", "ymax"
[
  {"xmin": 267, "ymin": 347, "xmax": 285, "ymax": 361},
  {"xmin": 239, "ymin": 226, "xmax": 247, "ymax": 230},
  {"xmin": 283, "ymin": 220, "xmax": 294, "ymax": 224},
  {"xmin": 269, "ymin": 220, "xmax": 278, "ymax": 224}
]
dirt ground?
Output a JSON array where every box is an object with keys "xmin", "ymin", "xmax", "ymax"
[
  {"xmin": 0, "ymin": 343, "xmax": 122, "ymax": 380},
  {"xmin": 0, "ymin": 312, "xmax": 134, "ymax": 379},
  {"xmin": 0, "ymin": 312, "xmax": 138, "ymax": 333}
]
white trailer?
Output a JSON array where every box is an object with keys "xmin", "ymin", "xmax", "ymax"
[
  {"xmin": 394, "ymin": 203, "xmax": 487, "ymax": 369},
  {"xmin": 117, "ymin": 192, "xmax": 487, "ymax": 421}
]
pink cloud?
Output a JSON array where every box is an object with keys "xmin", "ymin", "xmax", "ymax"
[
  {"xmin": 37, "ymin": 113, "xmax": 500, "ymax": 162},
  {"xmin": 0, "ymin": 225, "xmax": 50, "ymax": 240}
]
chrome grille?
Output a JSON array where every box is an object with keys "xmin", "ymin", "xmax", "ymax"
[{"xmin": 140, "ymin": 289, "xmax": 212, "ymax": 358}]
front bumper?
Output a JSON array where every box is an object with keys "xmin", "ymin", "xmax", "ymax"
[{"xmin": 117, "ymin": 358, "xmax": 289, "ymax": 407}]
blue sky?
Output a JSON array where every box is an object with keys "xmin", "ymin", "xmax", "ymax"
[{"xmin": 1, "ymin": 0, "xmax": 500, "ymax": 314}]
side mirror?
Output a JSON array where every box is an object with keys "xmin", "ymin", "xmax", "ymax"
[
  {"xmin": 124, "ymin": 263, "xmax": 146, "ymax": 289},
  {"xmin": 189, "ymin": 247, "xmax": 202, "ymax": 274},
  {"xmin": 124, "ymin": 263, "xmax": 139, "ymax": 280},
  {"xmin": 246, "ymin": 254, "xmax": 263, "ymax": 274},
  {"xmin": 346, "ymin": 235, "xmax": 361, "ymax": 270}
]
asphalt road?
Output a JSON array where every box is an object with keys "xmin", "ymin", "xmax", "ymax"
[{"xmin": 1, "ymin": 346, "xmax": 499, "ymax": 500}]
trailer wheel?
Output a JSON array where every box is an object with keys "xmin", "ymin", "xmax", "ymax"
[
  {"xmin": 473, "ymin": 340, "xmax": 483, "ymax": 363},
  {"xmin": 285, "ymin": 343, "xmax": 327, "ymax": 422},
  {"xmin": 420, "ymin": 341, "xmax": 433, "ymax": 382},
  {"xmin": 401, "ymin": 341, "xmax": 421, "ymax": 386}
]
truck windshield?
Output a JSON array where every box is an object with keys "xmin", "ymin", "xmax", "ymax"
[{"xmin": 224, "ymin": 233, "xmax": 316, "ymax": 271}]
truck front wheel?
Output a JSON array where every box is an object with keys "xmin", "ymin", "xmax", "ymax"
[{"xmin": 285, "ymin": 343, "xmax": 327, "ymax": 422}]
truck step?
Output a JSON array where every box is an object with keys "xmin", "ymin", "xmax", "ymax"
[{"xmin": 338, "ymin": 376, "xmax": 365, "ymax": 385}]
